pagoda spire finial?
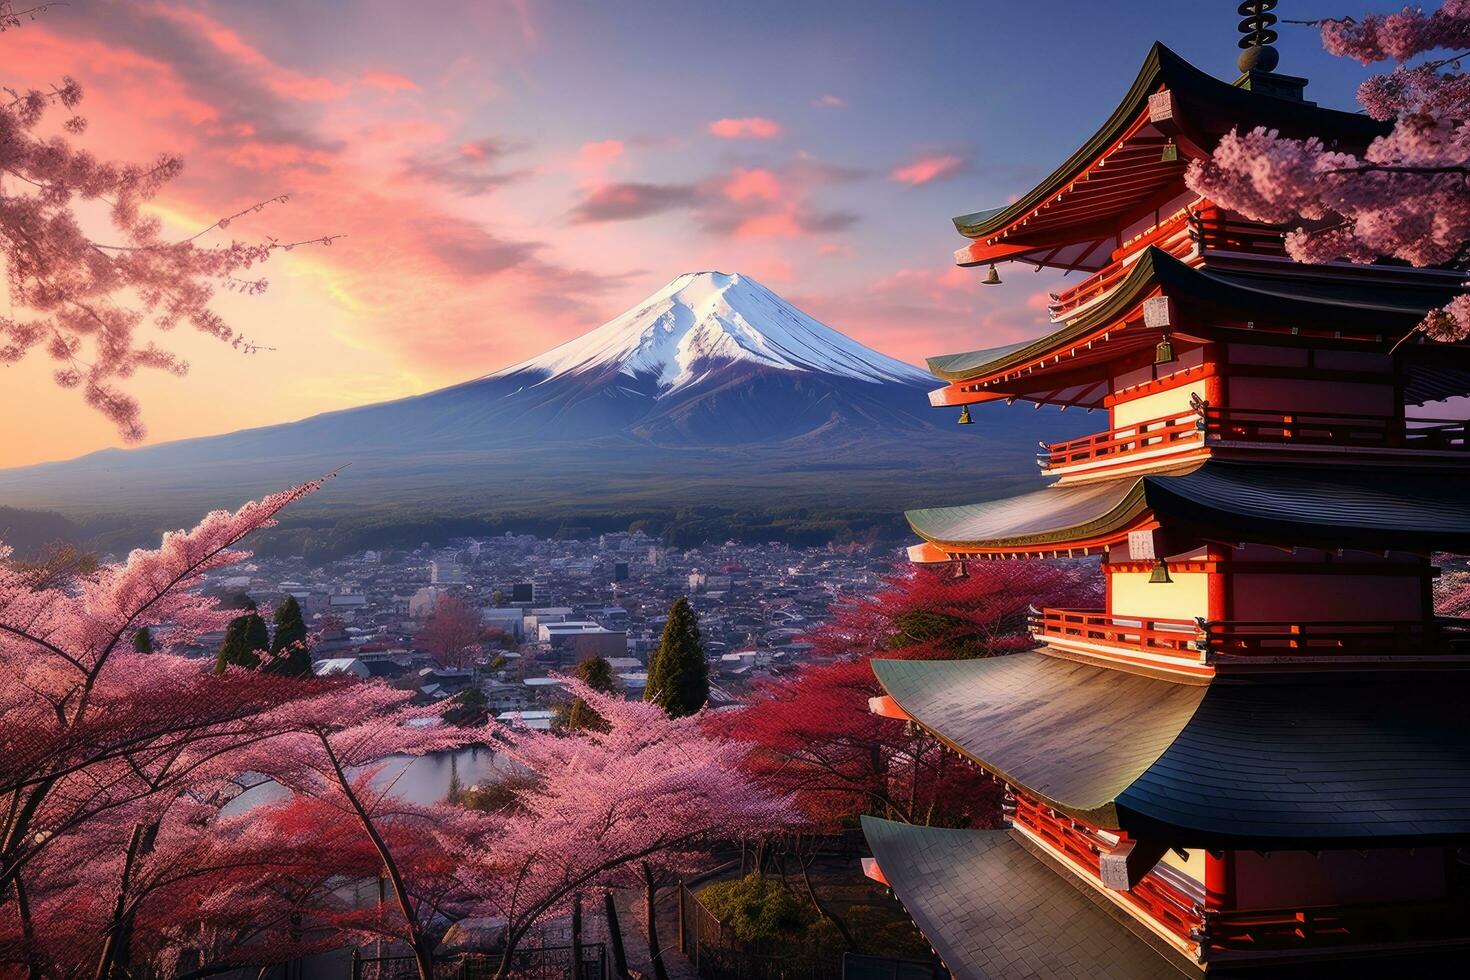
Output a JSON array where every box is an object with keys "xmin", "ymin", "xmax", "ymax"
[{"xmin": 1237, "ymin": 1, "xmax": 1280, "ymax": 73}]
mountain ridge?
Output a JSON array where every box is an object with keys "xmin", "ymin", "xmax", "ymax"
[{"xmin": 0, "ymin": 271, "xmax": 1087, "ymax": 528}]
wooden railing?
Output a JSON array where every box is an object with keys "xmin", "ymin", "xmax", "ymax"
[
  {"xmin": 1011, "ymin": 792, "xmax": 1203, "ymax": 944},
  {"xmin": 1039, "ymin": 402, "xmax": 1470, "ymax": 473},
  {"xmin": 1201, "ymin": 618, "xmax": 1470, "ymax": 659},
  {"xmin": 1049, "ymin": 220, "xmax": 1194, "ymax": 319},
  {"xmin": 1202, "ymin": 405, "xmax": 1470, "ymax": 452},
  {"xmin": 1040, "ymin": 409, "xmax": 1203, "ymax": 471},
  {"xmin": 1207, "ymin": 899, "xmax": 1470, "ymax": 954},
  {"xmin": 1189, "ymin": 208, "xmax": 1287, "ymax": 258},
  {"xmin": 1034, "ymin": 609, "xmax": 1470, "ymax": 662},
  {"xmin": 1030, "ymin": 609, "xmax": 1200, "ymax": 656}
]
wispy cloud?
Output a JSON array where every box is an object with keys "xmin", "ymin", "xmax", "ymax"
[
  {"xmin": 569, "ymin": 181, "xmax": 703, "ymax": 223},
  {"xmin": 400, "ymin": 137, "xmax": 528, "ymax": 195},
  {"xmin": 890, "ymin": 153, "xmax": 969, "ymax": 186},
  {"xmin": 361, "ymin": 69, "xmax": 419, "ymax": 92},
  {"xmin": 707, "ymin": 116, "xmax": 782, "ymax": 139},
  {"xmin": 811, "ymin": 94, "xmax": 845, "ymax": 109}
]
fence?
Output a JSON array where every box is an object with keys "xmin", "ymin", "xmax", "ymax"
[
  {"xmin": 839, "ymin": 955, "xmax": 947, "ymax": 980},
  {"xmin": 677, "ymin": 881, "xmax": 946, "ymax": 980},
  {"xmin": 350, "ymin": 944, "xmax": 606, "ymax": 980}
]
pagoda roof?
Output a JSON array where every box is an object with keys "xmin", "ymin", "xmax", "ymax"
[
  {"xmin": 926, "ymin": 247, "xmax": 1465, "ymax": 395},
  {"xmin": 952, "ymin": 43, "xmax": 1387, "ymax": 267},
  {"xmin": 872, "ymin": 653, "xmax": 1470, "ymax": 847},
  {"xmin": 872, "ymin": 655, "xmax": 1206, "ymax": 828},
  {"xmin": 859, "ymin": 817, "xmax": 1190, "ymax": 980},
  {"xmin": 907, "ymin": 461, "xmax": 1470, "ymax": 556}
]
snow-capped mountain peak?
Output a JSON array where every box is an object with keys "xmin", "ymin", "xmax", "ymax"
[{"xmin": 493, "ymin": 271, "xmax": 930, "ymax": 393}]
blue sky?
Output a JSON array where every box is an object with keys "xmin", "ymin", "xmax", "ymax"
[{"xmin": 4, "ymin": 0, "xmax": 1403, "ymax": 463}]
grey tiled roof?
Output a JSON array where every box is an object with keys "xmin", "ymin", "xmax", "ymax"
[
  {"xmin": 908, "ymin": 461, "xmax": 1470, "ymax": 555},
  {"xmin": 873, "ymin": 653, "xmax": 1470, "ymax": 847},
  {"xmin": 861, "ymin": 817, "xmax": 1192, "ymax": 980},
  {"xmin": 1118, "ymin": 675, "xmax": 1470, "ymax": 847},
  {"xmin": 870, "ymin": 654, "xmax": 1207, "ymax": 826}
]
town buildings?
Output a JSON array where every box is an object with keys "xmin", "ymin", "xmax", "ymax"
[
  {"xmin": 861, "ymin": 30, "xmax": 1470, "ymax": 980},
  {"xmin": 191, "ymin": 526, "xmax": 885, "ymax": 712}
]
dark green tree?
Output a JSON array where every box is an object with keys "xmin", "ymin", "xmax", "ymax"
[
  {"xmin": 131, "ymin": 627, "xmax": 154, "ymax": 654},
  {"xmin": 443, "ymin": 686, "xmax": 489, "ymax": 727},
  {"xmin": 645, "ymin": 597, "xmax": 709, "ymax": 718},
  {"xmin": 214, "ymin": 607, "xmax": 269, "ymax": 674},
  {"xmin": 561, "ymin": 655, "xmax": 618, "ymax": 732},
  {"xmin": 264, "ymin": 595, "xmax": 312, "ymax": 677}
]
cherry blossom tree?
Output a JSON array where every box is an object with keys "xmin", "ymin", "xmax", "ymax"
[
  {"xmin": 0, "ymin": 477, "xmax": 353, "ymax": 977},
  {"xmin": 0, "ymin": 479, "xmax": 330, "ymax": 895},
  {"xmin": 449, "ymin": 681, "xmax": 798, "ymax": 980},
  {"xmin": 1186, "ymin": 2, "xmax": 1470, "ymax": 341},
  {"xmin": 0, "ymin": 5, "xmax": 338, "ymax": 440}
]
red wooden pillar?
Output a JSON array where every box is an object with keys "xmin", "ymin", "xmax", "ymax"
[
  {"xmin": 1206, "ymin": 544, "xmax": 1229, "ymax": 623},
  {"xmin": 1204, "ymin": 850, "xmax": 1234, "ymax": 910}
]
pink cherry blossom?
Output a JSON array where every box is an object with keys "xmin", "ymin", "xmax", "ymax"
[{"xmin": 1186, "ymin": 3, "xmax": 1470, "ymax": 342}]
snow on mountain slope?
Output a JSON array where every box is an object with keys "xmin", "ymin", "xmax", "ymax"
[{"xmin": 492, "ymin": 271, "xmax": 931, "ymax": 392}]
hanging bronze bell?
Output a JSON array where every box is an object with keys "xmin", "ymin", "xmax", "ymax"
[
  {"xmin": 957, "ymin": 404, "xmax": 973, "ymax": 425},
  {"xmin": 1161, "ymin": 141, "xmax": 1179, "ymax": 163},
  {"xmin": 1149, "ymin": 559, "xmax": 1174, "ymax": 584},
  {"xmin": 982, "ymin": 264, "xmax": 1001, "ymax": 285},
  {"xmin": 1154, "ymin": 335, "xmax": 1175, "ymax": 365}
]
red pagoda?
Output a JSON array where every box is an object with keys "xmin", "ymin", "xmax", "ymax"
[{"xmin": 860, "ymin": 16, "xmax": 1470, "ymax": 980}]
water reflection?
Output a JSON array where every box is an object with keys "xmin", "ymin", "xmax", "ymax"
[{"xmin": 225, "ymin": 746, "xmax": 509, "ymax": 814}]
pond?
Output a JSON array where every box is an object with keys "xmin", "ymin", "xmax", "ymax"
[{"xmin": 223, "ymin": 745, "xmax": 510, "ymax": 814}]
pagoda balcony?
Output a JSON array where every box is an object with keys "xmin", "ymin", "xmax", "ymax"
[
  {"xmin": 1039, "ymin": 408, "xmax": 1204, "ymax": 475},
  {"xmin": 1187, "ymin": 208, "xmax": 1289, "ymax": 260},
  {"xmin": 1031, "ymin": 608, "xmax": 1470, "ymax": 670},
  {"xmin": 1044, "ymin": 208, "xmax": 1289, "ymax": 322},
  {"xmin": 1205, "ymin": 898, "xmax": 1470, "ymax": 960},
  {"xmin": 1047, "ymin": 216, "xmax": 1195, "ymax": 321},
  {"xmin": 1039, "ymin": 404, "xmax": 1470, "ymax": 478}
]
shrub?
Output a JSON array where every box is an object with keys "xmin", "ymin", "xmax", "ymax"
[{"xmin": 699, "ymin": 874, "xmax": 812, "ymax": 945}]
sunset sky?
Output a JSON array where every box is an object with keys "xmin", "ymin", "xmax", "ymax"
[{"xmin": 1, "ymin": 0, "xmax": 1377, "ymax": 467}]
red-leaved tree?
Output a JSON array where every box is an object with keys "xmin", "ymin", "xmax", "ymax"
[
  {"xmin": 1187, "ymin": 2, "xmax": 1470, "ymax": 341},
  {"xmin": 711, "ymin": 560, "xmax": 1099, "ymax": 830},
  {"xmin": 418, "ymin": 596, "xmax": 485, "ymax": 669}
]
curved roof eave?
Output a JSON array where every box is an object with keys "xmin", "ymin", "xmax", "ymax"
[
  {"xmin": 953, "ymin": 42, "xmax": 1387, "ymax": 241},
  {"xmin": 873, "ymin": 655, "xmax": 1470, "ymax": 848},
  {"xmin": 870, "ymin": 654, "xmax": 1208, "ymax": 826},
  {"xmin": 925, "ymin": 247, "xmax": 1459, "ymax": 385},
  {"xmin": 926, "ymin": 247, "xmax": 1167, "ymax": 383},
  {"xmin": 905, "ymin": 474, "xmax": 1150, "ymax": 553}
]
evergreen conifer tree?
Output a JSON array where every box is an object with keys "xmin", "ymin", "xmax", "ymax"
[
  {"xmin": 214, "ymin": 607, "xmax": 269, "ymax": 674},
  {"xmin": 264, "ymin": 595, "xmax": 312, "ymax": 677},
  {"xmin": 131, "ymin": 627, "xmax": 154, "ymax": 654},
  {"xmin": 645, "ymin": 597, "xmax": 709, "ymax": 718},
  {"xmin": 563, "ymin": 655, "xmax": 618, "ymax": 732}
]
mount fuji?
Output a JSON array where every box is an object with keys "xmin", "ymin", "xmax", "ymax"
[{"xmin": 0, "ymin": 272, "xmax": 1084, "ymax": 535}]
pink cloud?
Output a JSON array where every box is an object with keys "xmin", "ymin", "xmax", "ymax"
[
  {"xmin": 361, "ymin": 69, "xmax": 420, "ymax": 92},
  {"xmin": 811, "ymin": 94, "xmax": 845, "ymax": 109},
  {"xmin": 732, "ymin": 212, "xmax": 804, "ymax": 240},
  {"xmin": 707, "ymin": 116, "xmax": 782, "ymax": 140},
  {"xmin": 817, "ymin": 243, "xmax": 854, "ymax": 258},
  {"xmin": 890, "ymin": 153, "xmax": 968, "ymax": 186},
  {"xmin": 148, "ymin": 5, "xmax": 350, "ymax": 102},
  {"xmin": 722, "ymin": 168, "xmax": 783, "ymax": 203},
  {"xmin": 576, "ymin": 139, "xmax": 625, "ymax": 172}
]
